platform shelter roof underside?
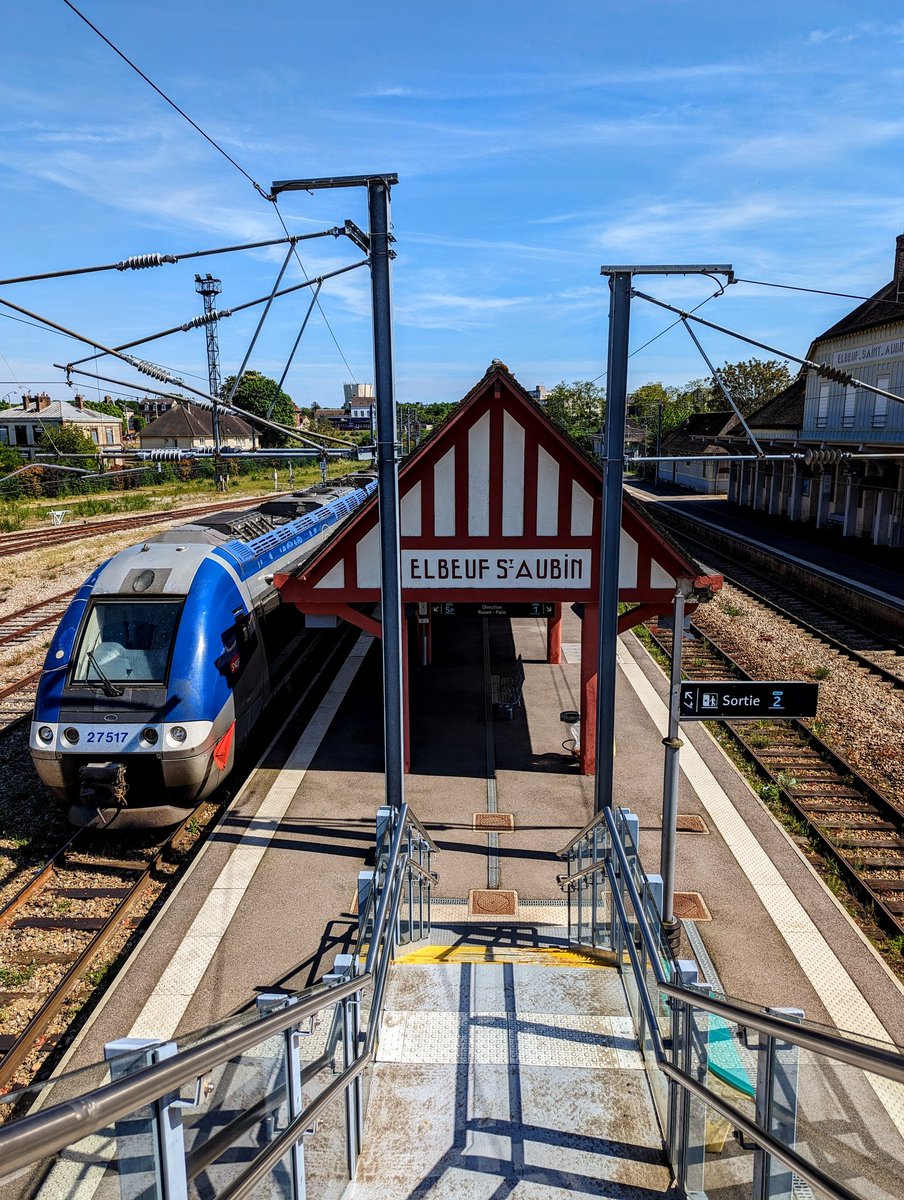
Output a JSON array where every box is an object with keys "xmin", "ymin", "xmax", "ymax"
[{"xmin": 277, "ymin": 363, "xmax": 717, "ymax": 617}]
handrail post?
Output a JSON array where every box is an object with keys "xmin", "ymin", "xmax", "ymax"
[
  {"xmin": 104, "ymin": 1038, "xmax": 188, "ymax": 1200},
  {"xmin": 753, "ymin": 1007, "xmax": 804, "ymax": 1200},
  {"xmin": 671, "ymin": 963, "xmax": 708, "ymax": 1198},
  {"xmin": 256, "ymin": 994, "xmax": 306, "ymax": 1200}
]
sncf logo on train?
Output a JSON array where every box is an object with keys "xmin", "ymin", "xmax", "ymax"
[{"xmin": 403, "ymin": 551, "xmax": 590, "ymax": 588}]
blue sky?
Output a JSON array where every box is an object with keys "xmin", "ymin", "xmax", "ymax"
[{"xmin": 1, "ymin": 1, "xmax": 903, "ymax": 410}]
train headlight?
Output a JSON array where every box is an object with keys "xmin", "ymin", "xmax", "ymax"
[
  {"xmin": 37, "ymin": 726, "xmax": 54, "ymax": 744},
  {"xmin": 168, "ymin": 726, "xmax": 187, "ymax": 744},
  {"xmin": 62, "ymin": 727, "xmax": 80, "ymax": 745},
  {"xmin": 140, "ymin": 727, "xmax": 159, "ymax": 746}
]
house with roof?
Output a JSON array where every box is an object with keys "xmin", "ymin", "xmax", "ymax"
[
  {"xmin": 0, "ymin": 394, "xmax": 123, "ymax": 461},
  {"xmin": 726, "ymin": 233, "xmax": 904, "ymax": 548},
  {"xmin": 657, "ymin": 411, "xmax": 739, "ymax": 493},
  {"xmin": 138, "ymin": 403, "xmax": 256, "ymax": 453}
]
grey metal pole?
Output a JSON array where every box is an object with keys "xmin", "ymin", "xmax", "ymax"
[
  {"xmin": 594, "ymin": 271, "xmax": 631, "ymax": 812},
  {"xmin": 368, "ymin": 177, "xmax": 405, "ymax": 811},
  {"xmin": 655, "ymin": 402, "xmax": 662, "ymax": 489},
  {"xmin": 660, "ymin": 587, "xmax": 686, "ymax": 950}
]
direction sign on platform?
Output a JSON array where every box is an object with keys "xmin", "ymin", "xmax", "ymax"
[
  {"xmin": 678, "ymin": 681, "xmax": 819, "ymax": 720},
  {"xmin": 430, "ymin": 602, "xmax": 556, "ymax": 618}
]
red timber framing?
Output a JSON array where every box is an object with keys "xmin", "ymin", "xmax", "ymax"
[{"xmin": 276, "ymin": 362, "xmax": 720, "ymax": 775}]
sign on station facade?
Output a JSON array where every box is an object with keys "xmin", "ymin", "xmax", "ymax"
[{"xmin": 678, "ymin": 681, "xmax": 819, "ymax": 720}]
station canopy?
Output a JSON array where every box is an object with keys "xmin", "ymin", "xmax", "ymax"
[{"xmin": 276, "ymin": 362, "xmax": 719, "ymax": 626}]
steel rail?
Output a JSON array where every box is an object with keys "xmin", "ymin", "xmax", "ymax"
[
  {"xmin": 664, "ymin": 524, "xmax": 904, "ymax": 688},
  {"xmin": 646, "ymin": 619, "xmax": 904, "ymax": 939},
  {"xmin": 0, "ymin": 804, "xmax": 209, "ymax": 1094}
]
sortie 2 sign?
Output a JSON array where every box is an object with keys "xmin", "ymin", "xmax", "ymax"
[{"xmin": 678, "ymin": 681, "xmax": 819, "ymax": 720}]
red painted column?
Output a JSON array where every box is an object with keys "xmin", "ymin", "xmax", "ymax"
[
  {"xmin": 547, "ymin": 603, "xmax": 562, "ymax": 664},
  {"xmin": 580, "ymin": 603, "xmax": 598, "ymax": 776},
  {"xmin": 402, "ymin": 610, "xmax": 411, "ymax": 774}
]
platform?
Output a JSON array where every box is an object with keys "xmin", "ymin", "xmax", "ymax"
[{"xmin": 627, "ymin": 481, "xmax": 904, "ymax": 614}]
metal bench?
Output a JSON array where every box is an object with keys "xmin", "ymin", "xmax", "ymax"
[{"xmin": 490, "ymin": 655, "xmax": 525, "ymax": 720}]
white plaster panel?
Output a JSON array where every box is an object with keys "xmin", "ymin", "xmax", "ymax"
[
  {"xmin": 618, "ymin": 529, "xmax": 638, "ymax": 587},
  {"xmin": 468, "ymin": 412, "xmax": 490, "ymax": 536},
  {"xmin": 434, "ymin": 448, "xmax": 456, "ymax": 536},
  {"xmin": 315, "ymin": 560, "xmax": 345, "ymax": 590},
  {"xmin": 571, "ymin": 482, "xmax": 594, "ymax": 537},
  {"xmin": 356, "ymin": 524, "xmax": 382, "ymax": 588},
  {"xmin": 401, "ymin": 481, "xmax": 422, "ymax": 537},
  {"xmin": 536, "ymin": 447, "xmax": 560, "ymax": 536},
  {"xmin": 502, "ymin": 412, "xmax": 525, "ymax": 537}
]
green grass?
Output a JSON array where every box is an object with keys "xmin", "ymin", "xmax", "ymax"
[
  {"xmin": 810, "ymin": 664, "xmax": 832, "ymax": 680},
  {"xmin": 0, "ymin": 962, "xmax": 37, "ymax": 987}
]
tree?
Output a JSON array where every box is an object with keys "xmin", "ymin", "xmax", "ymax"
[
  {"xmin": 543, "ymin": 380, "xmax": 606, "ymax": 452},
  {"xmin": 35, "ymin": 423, "xmax": 99, "ymax": 468},
  {"xmin": 221, "ymin": 371, "xmax": 298, "ymax": 448},
  {"xmin": 709, "ymin": 358, "xmax": 791, "ymax": 417}
]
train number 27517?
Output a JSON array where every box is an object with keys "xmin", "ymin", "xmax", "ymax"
[{"xmin": 85, "ymin": 730, "xmax": 132, "ymax": 744}]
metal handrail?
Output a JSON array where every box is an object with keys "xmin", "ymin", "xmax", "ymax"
[
  {"xmin": 0, "ymin": 974, "xmax": 365, "ymax": 1180},
  {"xmin": 602, "ymin": 806, "xmax": 904, "ymax": 1083},
  {"xmin": 217, "ymin": 1046, "xmax": 375, "ymax": 1200},
  {"xmin": 405, "ymin": 856, "xmax": 438, "ymax": 885},
  {"xmin": 556, "ymin": 808, "xmax": 610, "ymax": 858},
  {"xmin": 404, "ymin": 807, "xmax": 439, "ymax": 853},
  {"xmin": 362, "ymin": 805, "xmax": 411, "ymax": 976},
  {"xmin": 557, "ymin": 857, "xmax": 609, "ymax": 887}
]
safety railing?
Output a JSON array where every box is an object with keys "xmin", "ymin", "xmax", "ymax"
[
  {"xmin": 0, "ymin": 801, "xmax": 436, "ymax": 1199},
  {"xmin": 558, "ymin": 807, "xmax": 904, "ymax": 1200}
]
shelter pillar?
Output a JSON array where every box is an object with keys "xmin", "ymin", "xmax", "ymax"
[
  {"xmin": 579, "ymin": 603, "xmax": 599, "ymax": 776},
  {"xmin": 402, "ymin": 611, "xmax": 411, "ymax": 774},
  {"xmin": 547, "ymin": 604, "xmax": 562, "ymax": 665},
  {"xmin": 842, "ymin": 472, "xmax": 858, "ymax": 537},
  {"xmin": 787, "ymin": 463, "xmax": 804, "ymax": 522}
]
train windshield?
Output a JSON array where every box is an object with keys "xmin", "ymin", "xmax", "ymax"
[{"xmin": 71, "ymin": 600, "xmax": 183, "ymax": 687}]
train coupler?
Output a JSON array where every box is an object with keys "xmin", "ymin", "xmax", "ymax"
[{"xmin": 79, "ymin": 761, "xmax": 128, "ymax": 808}]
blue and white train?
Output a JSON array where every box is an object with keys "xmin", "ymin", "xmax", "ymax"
[{"xmin": 30, "ymin": 473, "xmax": 376, "ymax": 828}]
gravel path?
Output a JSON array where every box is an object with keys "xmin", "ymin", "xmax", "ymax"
[{"xmin": 693, "ymin": 584, "xmax": 904, "ymax": 803}]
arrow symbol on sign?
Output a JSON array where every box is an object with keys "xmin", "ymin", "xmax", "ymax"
[{"xmin": 682, "ymin": 690, "xmax": 694, "ymax": 707}]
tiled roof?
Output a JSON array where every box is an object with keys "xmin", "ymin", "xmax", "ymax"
[
  {"xmin": 814, "ymin": 280, "xmax": 903, "ymax": 343},
  {"xmin": 140, "ymin": 404, "xmax": 253, "ymax": 440},
  {"xmin": 659, "ymin": 411, "xmax": 739, "ymax": 457},
  {"xmin": 745, "ymin": 373, "xmax": 805, "ymax": 429},
  {"xmin": 0, "ymin": 400, "xmax": 120, "ymax": 424}
]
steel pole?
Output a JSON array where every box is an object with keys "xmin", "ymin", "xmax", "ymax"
[
  {"xmin": 368, "ymin": 178, "xmax": 405, "ymax": 811},
  {"xmin": 660, "ymin": 587, "xmax": 686, "ymax": 947},
  {"xmin": 594, "ymin": 271, "xmax": 631, "ymax": 811}
]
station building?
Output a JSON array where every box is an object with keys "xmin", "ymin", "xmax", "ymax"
[
  {"xmin": 726, "ymin": 233, "xmax": 904, "ymax": 548},
  {"xmin": 138, "ymin": 402, "xmax": 256, "ymax": 454}
]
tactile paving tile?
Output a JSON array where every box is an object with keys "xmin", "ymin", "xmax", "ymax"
[
  {"xmin": 473, "ymin": 812, "xmax": 515, "ymax": 831},
  {"xmin": 468, "ymin": 889, "xmax": 518, "ymax": 916},
  {"xmin": 673, "ymin": 891, "xmax": 712, "ymax": 921},
  {"xmin": 377, "ymin": 1011, "xmax": 646, "ymax": 1070}
]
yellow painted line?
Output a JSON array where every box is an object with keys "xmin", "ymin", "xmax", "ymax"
[{"xmin": 392, "ymin": 945, "xmax": 608, "ymax": 967}]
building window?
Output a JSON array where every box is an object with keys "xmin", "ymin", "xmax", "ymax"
[
  {"xmin": 873, "ymin": 374, "xmax": 889, "ymax": 429},
  {"xmin": 106, "ymin": 428, "xmax": 115, "ymax": 445},
  {"xmin": 842, "ymin": 385, "xmax": 856, "ymax": 428},
  {"xmin": 90, "ymin": 429, "xmax": 99, "ymax": 444},
  {"xmin": 816, "ymin": 382, "xmax": 829, "ymax": 429},
  {"xmin": 14, "ymin": 425, "xmax": 28, "ymax": 446}
]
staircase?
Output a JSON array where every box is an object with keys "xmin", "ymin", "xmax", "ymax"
[{"xmin": 345, "ymin": 913, "xmax": 675, "ymax": 1198}]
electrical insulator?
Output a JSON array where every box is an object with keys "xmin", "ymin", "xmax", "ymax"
[{"xmin": 115, "ymin": 254, "xmax": 178, "ymax": 271}]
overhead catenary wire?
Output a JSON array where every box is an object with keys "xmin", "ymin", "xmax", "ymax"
[
  {"xmin": 590, "ymin": 290, "xmax": 722, "ymax": 385},
  {"xmin": 735, "ymin": 276, "xmax": 904, "ymax": 306},
  {"xmin": 0, "ymin": 232, "xmax": 342, "ymax": 288},
  {"xmin": 62, "ymin": 0, "xmax": 360, "ymax": 384},
  {"xmin": 632, "ymin": 289, "xmax": 904, "ymax": 410}
]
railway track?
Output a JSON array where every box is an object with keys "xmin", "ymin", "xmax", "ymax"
[
  {"xmin": 0, "ymin": 621, "xmax": 364, "ymax": 1102},
  {"xmin": 0, "ymin": 492, "xmax": 289, "ymax": 559},
  {"xmin": 645, "ymin": 619, "xmax": 904, "ymax": 944},
  {"xmin": 648, "ymin": 524, "xmax": 904, "ymax": 688},
  {"xmin": 0, "ymin": 808, "xmax": 212, "ymax": 1098}
]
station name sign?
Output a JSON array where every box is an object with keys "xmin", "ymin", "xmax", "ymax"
[
  {"xmin": 833, "ymin": 337, "xmax": 904, "ymax": 367},
  {"xmin": 678, "ymin": 681, "xmax": 819, "ymax": 720},
  {"xmin": 402, "ymin": 550, "xmax": 590, "ymax": 589}
]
